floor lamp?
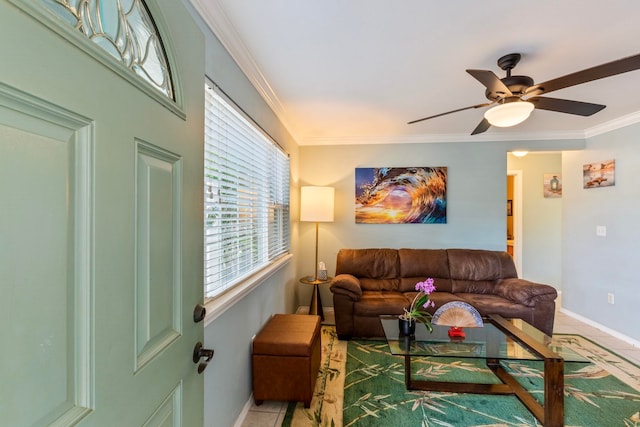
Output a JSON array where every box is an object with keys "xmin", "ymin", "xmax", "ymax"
[{"xmin": 300, "ymin": 186, "xmax": 334, "ymax": 320}]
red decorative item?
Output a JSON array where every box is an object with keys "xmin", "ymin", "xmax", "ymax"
[{"xmin": 448, "ymin": 326, "xmax": 465, "ymax": 338}]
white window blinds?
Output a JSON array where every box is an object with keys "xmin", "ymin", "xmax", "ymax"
[{"xmin": 204, "ymin": 82, "xmax": 290, "ymax": 299}]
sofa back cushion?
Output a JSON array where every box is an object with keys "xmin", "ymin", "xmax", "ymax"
[
  {"xmin": 398, "ymin": 249, "xmax": 453, "ymax": 292},
  {"xmin": 447, "ymin": 249, "xmax": 518, "ymax": 293},
  {"xmin": 335, "ymin": 248, "xmax": 400, "ymax": 291}
]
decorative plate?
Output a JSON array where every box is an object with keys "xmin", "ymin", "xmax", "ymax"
[{"xmin": 432, "ymin": 301, "xmax": 484, "ymax": 327}]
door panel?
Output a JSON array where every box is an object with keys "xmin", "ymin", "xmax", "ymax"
[
  {"xmin": 0, "ymin": 1, "xmax": 204, "ymax": 425},
  {"xmin": 142, "ymin": 384, "xmax": 182, "ymax": 427},
  {"xmin": 0, "ymin": 86, "xmax": 94, "ymax": 426},
  {"xmin": 135, "ymin": 140, "xmax": 183, "ymax": 371}
]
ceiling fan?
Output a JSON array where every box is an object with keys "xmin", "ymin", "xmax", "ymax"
[{"xmin": 408, "ymin": 52, "xmax": 640, "ymax": 135}]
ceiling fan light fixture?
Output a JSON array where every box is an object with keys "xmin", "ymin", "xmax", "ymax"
[{"xmin": 484, "ymin": 101, "xmax": 534, "ymax": 127}]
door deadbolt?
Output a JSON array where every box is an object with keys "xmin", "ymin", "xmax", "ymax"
[{"xmin": 193, "ymin": 304, "xmax": 206, "ymax": 323}]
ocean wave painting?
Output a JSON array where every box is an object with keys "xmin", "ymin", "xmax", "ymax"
[{"xmin": 355, "ymin": 167, "xmax": 447, "ymax": 224}]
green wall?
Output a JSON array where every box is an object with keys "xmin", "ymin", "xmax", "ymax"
[
  {"xmin": 183, "ymin": 3, "xmax": 301, "ymax": 426},
  {"xmin": 298, "ymin": 141, "xmax": 579, "ymax": 309},
  {"xmin": 298, "ymin": 141, "xmax": 508, "ymax": 306}
]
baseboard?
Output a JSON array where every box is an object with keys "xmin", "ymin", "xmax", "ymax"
[
  {"xmin": 296, "ymin": 306, "xmax": 334, "ymax": 314},
  {"xmin": 233, "ymin": 394, "xmax": 254, "ymax": 427},
  {"xmin": 297, "ymin": 306, "xmax": 335, "ymax": 325},
  {"xmin": 560, "ymin": 307, "xmax": 640, "ymax": 348}
]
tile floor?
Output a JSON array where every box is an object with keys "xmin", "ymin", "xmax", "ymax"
[{"xmin": 239, "ymin": 310, "xmax": 640, "ymax": 427}]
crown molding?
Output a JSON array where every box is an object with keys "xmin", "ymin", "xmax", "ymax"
[
  {"xmin": 297, "ymin": 129, "xmax": 590, "ymax": 146},
  {"xmin": 294, "ymin": 110, "xmax": 640, "ymax": 146},
  {"xmin": 189, "ymin": 0, "xmax": 297, "ymax": 137},
  {"xmin": 584, "ymin": 110, "xmax": 640, "ymax": 138}
]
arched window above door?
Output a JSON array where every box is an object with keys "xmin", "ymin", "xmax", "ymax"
[{"xmin": 41, "ymin": 0, "xmax": 175, "ymax": 101}]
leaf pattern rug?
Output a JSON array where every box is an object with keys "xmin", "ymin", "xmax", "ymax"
[{"xmin": 283, "ymin": 327, "xmax": 640, "ymax": 427}]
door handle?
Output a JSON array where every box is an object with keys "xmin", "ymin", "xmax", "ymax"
[
  {"xmin": 193, "ymin": 341, "xmax": 214, "ymax": 374},
  {"xmin": 193, "ymin": 304, "xmax": 206, "ymax": 323}
]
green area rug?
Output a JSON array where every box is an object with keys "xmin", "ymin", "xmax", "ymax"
[{"xmin": 283, "ymin": 327, "xmax": 640, "ymax": 427}]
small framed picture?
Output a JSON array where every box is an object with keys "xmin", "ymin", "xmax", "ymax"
[
  {"xmin": 544, "ymin": 174, "xmax": 562, "ymax": 198},
  {"xmin": 583, "ymin": 160, "xmax": 615, "ymax": 188}
]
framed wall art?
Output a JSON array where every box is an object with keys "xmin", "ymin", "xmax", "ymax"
[
  {"xmin": 583, "ymin": 159, "xmax": 615, "ymax": 188},
  {"xmin": 543, "ymin": 174, "xmax": 562, "ymax": 198},
  {"xmin": 355, "ymin": 167, "xmax": 447, "ymax": 224}
]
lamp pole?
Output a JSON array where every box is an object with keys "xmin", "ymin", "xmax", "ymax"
[
  {"xmin": 299, "ymin": 186, "xmax": 334, "ymax": 321},
  {"xmin": 313, "ymin": 222, "xmax": 319, "ymax": 281}
]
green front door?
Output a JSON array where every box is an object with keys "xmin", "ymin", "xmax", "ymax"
[{"xmin": 0, "ymin": 1, "xmax": 205, "ymax": 425}]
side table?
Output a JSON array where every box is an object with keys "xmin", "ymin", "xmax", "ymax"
[{"xmin": 299, "ymin": 276, "xmax": 332, "ymax": 321}]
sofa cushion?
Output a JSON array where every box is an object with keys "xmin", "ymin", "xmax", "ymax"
[
  {"xmin": 330, "ymin": 274, "xmax": 362, "ymax": 300},
  {"xmin": 336, "ymin": 248, "xmax": 399, "ymax": 279},
  {"xmin": 359, "ymin": 278, "xmax": 400, "ymax": 291},
  {"xmin": 455, "ymin": 293, "xmax": 536, "ymax": 324},
  {"xmin": 354, "ymin": 291, "xmax": 408, "ymax": 316},
  {"xmin": 447, "ymin": 249, "xmax": 517, "ymax": 293},
  {"xmin": 451, "ymin": 279, "xmax": 496, "ymax": 295},
  {"xmin": 494, "ymin": 278, "xmax": 558, "ymax": 307},
  {"xmin": 336, "ymin": 249, "xmax": 401, "ymax": 291},
  {"xmin": 404, "ymin": 291, "xmax": 465, "ymax": 314},
  {"xmin": 398, "ymin": 248, "xmax": 453, "ymax": 292}
]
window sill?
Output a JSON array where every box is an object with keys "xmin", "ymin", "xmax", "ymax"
[{"xmin": 203, "ymin": 253, "xmax": 293, "ymax": 326}]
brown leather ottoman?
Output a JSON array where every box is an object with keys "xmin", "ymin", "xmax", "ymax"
[{"xmin": 252, "ymin": 314, "xmax": 321, "ymax": 408}]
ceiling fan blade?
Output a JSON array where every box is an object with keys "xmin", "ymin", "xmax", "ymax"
[
  {"xmin": 529, "ymin": 96, "xmax": 606, "ymax": 116},
  {"xmin": 470, "ymin": 118, "xmax": 491, "ymax": 135},
  {"xmin": 466, "ymin": 69, "xmax": 513, "ymax": 97},
  {"xmin": 407, "ymin": 103, "xmax": 490, "ymax": 124},
  {"xmin": 525, "ymin": 53, "xmax": 640, "ymax": 96}
]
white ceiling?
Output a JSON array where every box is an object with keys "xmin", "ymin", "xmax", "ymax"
[{"xmin": 190, "ymin": 0, "xmax": 640, "ymax": 145}]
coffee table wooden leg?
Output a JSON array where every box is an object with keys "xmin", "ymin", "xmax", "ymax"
[
  {"xmin": 545, "ymin": 358, "xmax": 564, "ymax": 427},
  {"xmin": 404, "ymin": 354, "xmax": 412, "ymax": 388},
  {"xmin": 488, "ymin": 358, "xmax": 564, "ymax": 427},
  {"xmin": 490, "ymin": 362, "xmax": 544, "ymax": 423}
]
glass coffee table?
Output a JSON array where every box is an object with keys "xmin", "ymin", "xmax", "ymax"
[{"xmin": 380, "ymin": 314, "xmax": 588, "ymax": 427}]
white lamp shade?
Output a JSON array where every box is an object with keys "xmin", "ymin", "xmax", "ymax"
[
  {"xmin": 300, "ymin": 186, "xmax": 334, "ymax": 222},
  {"xmin": 484, "ymin": 101, "xmax": 534, "ymax": 127}
]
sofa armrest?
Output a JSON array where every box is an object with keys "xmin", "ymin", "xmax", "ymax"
[
  {"xmin": 494, "ymin": 278, "xmax": 558, "ymax": 308},
  {"xmin": 330, "ymin": 274, "xmax": 363, "ymax": 301}
]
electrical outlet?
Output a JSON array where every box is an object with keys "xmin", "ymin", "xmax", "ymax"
[
  {"xmin": 596, "ymin": 225, "xmax": 607, "ymax": 237},
  {"xmin": 607, "ymin": 293, "xmax": 615, "ymax": 304}
]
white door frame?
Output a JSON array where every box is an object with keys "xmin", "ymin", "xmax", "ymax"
[{"xmin": 508, "ymin": 169, "xmax": 523, "ymax": 275}]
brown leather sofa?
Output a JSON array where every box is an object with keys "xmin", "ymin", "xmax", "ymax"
[{"xmin": 330, "ymin": 248, "xmax": 558, "ymax": 338}]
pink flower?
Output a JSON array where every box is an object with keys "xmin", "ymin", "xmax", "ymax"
[
  {"xmin": 401, "ymin": 278, "xmax": 437, "ymax": 332},
  {"xmin": 415, "ymin": 277, "xmax": 436, "ymax": 294},
  {"xmin": 423, "ymin": 300, "xmax": 435, "ymax": 309}
]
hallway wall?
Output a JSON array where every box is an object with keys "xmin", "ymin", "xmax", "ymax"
[{"xmin": 507, "ymin": 153, "xmax": 563, "ymax": 288}]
